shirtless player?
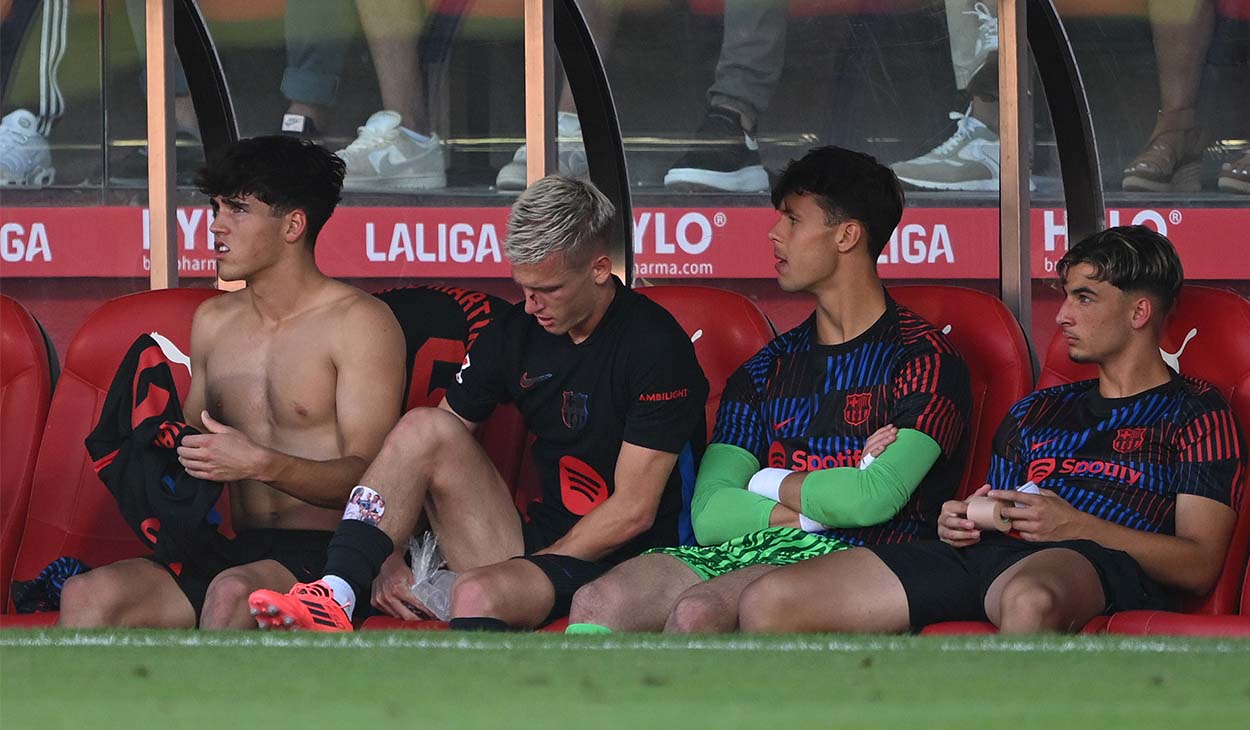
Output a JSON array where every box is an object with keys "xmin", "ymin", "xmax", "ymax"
[{"xmin": 58, "ymin": 136, "xmax": 406, "ymax": 629}]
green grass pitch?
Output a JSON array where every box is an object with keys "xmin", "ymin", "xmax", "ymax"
[{"xmin": 3, "ymin": 631, "xmax": 1249, "ymax": 729}]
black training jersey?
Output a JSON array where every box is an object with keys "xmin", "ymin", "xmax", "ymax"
[
  {"xmin": 714, "ymin": 296, "xmax": 971, "ymax": 545},
  {"xmin": 988, "ymin": 374, "xmax": 1245, "ymax": 534},
  {"xmin": 374, "ymin": 285, "xmax": 506, "ymax": 407},
  {"xmin": 445, "ymin": 278, "xmax": 709, "ymax": 561}
]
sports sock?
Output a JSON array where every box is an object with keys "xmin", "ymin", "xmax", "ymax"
[
  {"xmin": 320, "ymin": 575, "xmax": 356, "ymax": 618},
  {"xmin": 564, "ymin": 622, "xmax": 612, "ymax": 635},
  {"xmin": 449, "ymin": 617, "xmax": 510, "ymax": 632},
  {"xmin": 322, "ymin": 519, "xmax": 394, "ymax": 611}
]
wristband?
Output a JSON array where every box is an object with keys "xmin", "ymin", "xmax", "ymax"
[
  {"xmin": 858, "ymin": 451, "xmax": 875, "ymax": 470},
  {"xmin": 798, "ymin": 514, "xmax": 829, "ymax": 533},
  {"xmin": 746, "ymin": 468, "xmax": 791, "ymax": 502}
]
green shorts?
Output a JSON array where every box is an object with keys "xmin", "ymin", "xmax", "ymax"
[{"xmin": 646, "ymin": 527, "xmax": 851, "ymax": 581}]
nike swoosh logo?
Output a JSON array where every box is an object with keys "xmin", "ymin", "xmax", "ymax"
[
  {"xmin": 1030, "ymin": 438, "xmax": 1057, "ymax": 451},
  {"xmin": 519, "ymin": 371, "xmax": 553, "ymax": 389},
  {"xmin": 774, "ymin": 416, "xmax": 797, "ymax": 431}
]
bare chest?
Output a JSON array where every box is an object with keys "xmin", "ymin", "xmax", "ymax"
[{"xmin": 203, "ymin": 322, "xmax": 338, "ymax": 432}]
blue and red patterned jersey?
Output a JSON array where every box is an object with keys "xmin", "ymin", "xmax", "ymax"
[
  {"xmin": 714, "ymin": 295, "xmax": 972, "ymax": 545},
  {"xmin": 987, "ymin": 375, "xmax": 1245, "ymax": 533}
]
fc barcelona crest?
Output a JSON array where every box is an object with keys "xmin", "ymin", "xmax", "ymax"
[
  {"xmin": 843, "ymin": 392, "xmax": 872, "ymax": 426},
  {"xmin": 1113, "ymin": 427, "xmax": 1147, "ymax": 454},
  {"xmin": 562, "ymin": 391, "xmax": 590, "ymax": 430}
]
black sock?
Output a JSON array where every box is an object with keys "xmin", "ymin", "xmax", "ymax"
[
  {"xmin": 449, "ymin": 617, "xmax": 511, "ymax": 632},
  {"xmin": 323, "ymin": 520, "xmax": 394, "ymax": 601}
]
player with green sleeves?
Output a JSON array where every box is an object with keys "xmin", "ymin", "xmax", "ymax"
[{"xmin": 565, "ymin": 145, "xmax": 973, "ymax": 634}]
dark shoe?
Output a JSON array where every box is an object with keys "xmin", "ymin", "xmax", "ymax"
[
  {"xmin": 663, "ymin": 107, "xmax": 769, "ymax": 192},
  {"xmin": 110, "ymin": 131, "xmax": 205, "ymax": 187},
  {"xmin": 280, "ymin": 113, "xmax": 322, "ymax": 142}
]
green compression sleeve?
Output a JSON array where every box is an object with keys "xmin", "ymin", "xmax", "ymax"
[
  {"xmin": 799, "ymin": 429, "xmax": 942, "ymax": 528},
  {"xmin": 689, "ymin": 443, "xmax": 777, "ymax": 546}
]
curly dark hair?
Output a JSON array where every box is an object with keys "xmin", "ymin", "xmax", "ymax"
[{"xmin": 195, "ymin": 135, "xmax": 345, "ymax": 247}]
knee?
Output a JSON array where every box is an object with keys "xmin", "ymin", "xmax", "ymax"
[
  {"xmin": 666, "ymin": 593, "xmax": 728, "ymax": 633},
  {"xmin": 199, "ymin": 573, "xmax": 253, "ymax": 627},
  {"xmin": 449, "ymin": 570, "xmax": 505, "ymax": 618},
  {"xmin": 998, "ymin": 579, "xmax": 1060, "ymax": 632},
  {"xmin": 388, "ymin": 408, "xmax": 464, "ymax": 456},
  {"xmin": 57, "ymin": 572, "xmax": 117, "ymax": 627},
  {"xmin": 568, "ymin": 577, "xmax": 625, "ymax": 624},
  {"xmin": 737, "ymin": 577, "xmax": 792, "ymax": 633}
]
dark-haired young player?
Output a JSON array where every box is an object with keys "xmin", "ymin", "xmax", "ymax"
[
  {"xmin": 59, "ymin": 136, "xmax": 407, "ymax": 629},
  {"xmin": 564, "ymin": 146, "xmax": 972, "ymax": 634},
  {"xmin": 741, "ymin": 226, "xmax": 1245, "ymax": 634}
]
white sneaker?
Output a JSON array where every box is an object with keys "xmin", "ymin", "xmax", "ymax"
[
  {"xmin": 890, "ymin": 106, "xmax": 1002, "ymax": 191},
  {"xmin": 336, "ymin": 111, "xmax": 446, "ymax": 191},
  {"xmin": 965, "ymin": 2, "xmax": 998, "ymax": 73},
  {"xmin": 495, "ymin": 111, "xmax": 589, "ymax": 190},
  {"xmin": 0, "ymin": 109, "xmax": 55, "ymax": 187}
]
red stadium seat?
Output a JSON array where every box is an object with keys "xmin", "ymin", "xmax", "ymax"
[
  {"xmin": 1244, "ymin": 561, "xmax": 1250, "ymax": 615},
  {"xmin": 636, "ymin": 285, "xmax": 776, "ymax": 439},
  {"xmin": 1101, "ymin": 610, "xmax": 1250, "ymax": 636},
  {"xmin": 919, "ymin": 617, "xmax": 1108, "ymax": 635},
  {"xmin": 1040, "ymin": 285, "xmax": 1250, "ymax": 619},
  {"xmin": 890, "ymin": 286, "xmax": 1034, "ymax": 499},
  {"xmin": 1, "ymin": 296, "xmax": 57, "ymax": 611},
  {"xmin": 924, "ymin": 286, "xmax": 1250, "ymax": 635},
  {"xmin": 5, "ymin": 288, "xmax": 220, "ymax": 619}
]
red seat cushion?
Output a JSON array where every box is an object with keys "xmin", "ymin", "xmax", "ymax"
[
  {"xmin": 1, "ymin": 296, "xmax": 55, "ymax": 611},
  {"xmin": 1039, "ymin": 285, "xmax": 1250, "ymax": 616},
  {"xmin": 1102, "ymin": 610, "xmax": 1250, "ymax": 636},
  {"xmin": 890, "ymin": 286, "xmax": 1034, "ymax": 499},
  {"xmin": 1243, "ymin": 560, "xmax": 1249, "ymax": 615},
  {"xmin": 919, "ymin": 616, "xmax": 1109, "ymax": 635},
  {"xmin": 8, "ymin": 288, "xmax": 221, "ymax": 602}
]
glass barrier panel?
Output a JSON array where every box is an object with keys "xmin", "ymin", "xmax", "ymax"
[
  {"xmin": 1, "ymin": 0, "xmax": 159, "ymax": 358},
  {"xmin": 581, "ymin": 0, "xmax": 1003, "ymax": 333},
  {"xmin": 1036, "ymin": 0, "xmax": 1250, "ymax": 347}
]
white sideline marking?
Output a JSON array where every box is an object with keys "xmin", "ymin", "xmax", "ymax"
[{"xmin": 1, "ymin": 631, "xmax": 1247, "ymax": 654}]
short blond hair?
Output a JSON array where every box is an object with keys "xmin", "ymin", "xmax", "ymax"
[{"xmin": 505, "ymin": 175, "xmax": 615, "ymax": 265}]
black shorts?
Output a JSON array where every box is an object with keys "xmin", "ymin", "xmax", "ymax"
[
  {"xmin": 147, "ymin": 529, "xmax": 333, "ymax": 622},
  {"xmin": 867, "ymin": 534, "xmax": 1176, "ymax": 629},
  {"xmin": 516, "ymin": 520, "xmax": 611, "ymax": 625}
]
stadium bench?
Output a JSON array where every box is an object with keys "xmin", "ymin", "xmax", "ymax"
[
  {"xmin": 1, "ymin": 296, "xmax": 58, "ymax": 612},
  {"xmin": 921, "ymin": 285, "xmax": 1250, "ymax": 635},
  {"xmin": 890, "ymin": 285, "xmax": 1034, "ymax": 500},
  {"xmin": 3, "ymin": 288, "xmax": 220, "ymax": 626}
]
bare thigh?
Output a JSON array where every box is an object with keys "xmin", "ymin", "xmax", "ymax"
[
  {"xmin": 416, "ymin": 421, "xmax": 523, "ymax": 570},
  {"xmin": 738, "ymin": 548, "xmax": 911, "ymax": 633},
  {"xmin": 355, "ymin": 408, "xmax": 523, "ymax": 565},
  {"xmin": 424, "ymin": 451, "xmax": 524, "ymax": 570},
  {"xmin": 57, "ymin": 558, "xmax": 195, "ymax": 629},
  {"xmin": 568, "ymin": 553, "xmax": 701, "ymax": 632}
]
